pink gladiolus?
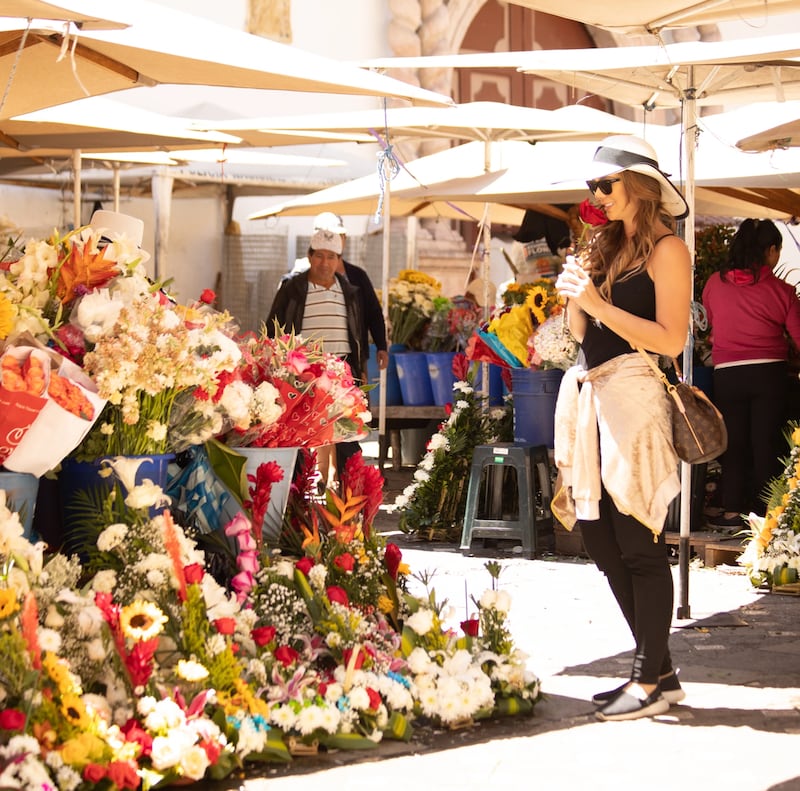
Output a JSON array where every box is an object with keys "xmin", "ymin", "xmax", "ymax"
[
  {"xmin": 231, "ymin": 570, "xmax": 255, "ymax": 599},
  {"xmin": 237, "ymin": 550, "xmax": 260, "ymax": 574},
  {"xmin": 236, "ymin": 531, "xmax": 258, "ymax": 553},
  {"xmin": 225, "ymin": 513, "xmax": 252, "ymax": 543}
]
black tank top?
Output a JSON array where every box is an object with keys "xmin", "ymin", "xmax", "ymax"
[{"xmin": 581, "ymin": 270, "xmax": 656, "ymax": 369}]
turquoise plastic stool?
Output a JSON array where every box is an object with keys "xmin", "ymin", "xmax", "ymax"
[{"xmin": 459, "ymin": 443, "xmax": 553, "ymax": 559}]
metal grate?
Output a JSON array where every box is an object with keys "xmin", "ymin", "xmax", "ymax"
[{"xmin": 220, "ymin": 234, "xmax": 288, "ymax": 334}]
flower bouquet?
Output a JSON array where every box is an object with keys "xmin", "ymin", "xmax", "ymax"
[
  {"xmin": 76, "ymin": 294, "xmax": 242, "ymax": 459},
  {"xmin": 739, "ymin": 423, "xmax": 800, "ymax": 588},
  {"xmin": 387, "ymin": 269, "xmax": 441, "ymax": 349},
  {"xmin": 467, "ymin": 279, "xmax": 571, "ymax": 370},
  {"xmin": 217, "ymin": 329, "xmax": 371, "ymax": 449}
]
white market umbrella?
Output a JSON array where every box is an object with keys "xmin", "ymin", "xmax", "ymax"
[
  {"xmin": 501, "ymin": 0, "xmax": 800, "ymax": 36},
  {"xmin": 0, "ymin": 0, "xmax": 451, "ymax": 121}
]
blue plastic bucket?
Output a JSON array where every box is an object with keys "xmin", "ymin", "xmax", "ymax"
[
  {"xmin": 0, "ymin": 471, "xmax": 40, "ymax": 540},
  {"xmin": 511, "ymin": 368, "xmax": 564, "ymax": 447},
  {"xmin": 425, "ymin": 351, "xmax": 457, "ymax": 406},
  {"xmin": 367, "ymin": 343, "xmax": 404, "ymax": 409},
  {"xmin": 395, "ymin": 352, "xmax": 434, "ymax": 406}
]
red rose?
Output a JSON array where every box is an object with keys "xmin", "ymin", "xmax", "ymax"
[
  {"xmin": 184, "ymin": 563, "xmax": 204, "ymax": 584},
  {"xmin": 366, "ymin": 688, "xmax": 382, "ymax": 711},
  {"xmin": 384, "ymin": 543, "xmax": 402, "ymax": 580},
  {"xmin": 274, "ymin": 645, "xmax": 300, "ymax": 666},
  {"xmin": 200, "ymin": 288, "xmax": 216, "ymax": 304},
  {"xmin": 295, "ymin": 557, "xmax": 314, "ymax": 577},
  {"xmin": 83, "ymin": 764, "xmax": 107, "ymax": 784},
  {"xmin": 326, "ymin": 586, "xmax": 350, "ymax": 607},
  {"xmin": 0, "ymin": 709, "xmax": 25, "ymax": 730},
  {"xmin": 578, "ymin": 198, "xmax": 608, "ymax": 228},
  {"xmin": 333, "ymin": 552, "xmax": 355, "ymax": 573},
  {"xmin": 106, "ymin": 761, "xmax": 140, "ymax": 790},
  {"xmin": 460, "ymin": 617, "xmax": 480, "ymax": 637},
  {"xmin": 251, "ymin": 625, "xmax": 276, "ymax": 647},
  {"xmin": 214, "ymin": 618, "xmax": 236, "ymax": 635}
]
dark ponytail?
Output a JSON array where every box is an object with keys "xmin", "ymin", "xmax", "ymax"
[{"xmin": 722, "ymin": 218, "xmax": 782, "ymax": 282}]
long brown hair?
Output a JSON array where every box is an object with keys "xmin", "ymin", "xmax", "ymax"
[{"xmin": 584, "ymin": 170, "xmax": 676, "ymax": 300}]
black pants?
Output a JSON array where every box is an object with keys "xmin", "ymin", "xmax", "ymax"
[
  {"xmin": 713, "ymin": 361, "xmax": 788, "ymax": 515},
  {"xmin": 579, "ymin": 488, "xmax": 675, "ymax": 685},
  {"xmin": 335, "ymin": 441, "xmax": 361, "ymax": 478}
]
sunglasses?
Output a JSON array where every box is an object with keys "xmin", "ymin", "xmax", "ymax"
[{"xmin": 586, "ymin": 177, "xmax": 621, "ymax": 195}]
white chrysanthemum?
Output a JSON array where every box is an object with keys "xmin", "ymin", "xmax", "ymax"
[
  {"xmin": 307, "ymin": 563, "xmax": 328, "ymax": 591},
  {"xmin": 91, "ymin": 569, "xmax": 117, "ymax": 593},
  {"xmin": 428, "ymin": 433, "xmax": 449, "ymax": 451},
  {"xmin": 413, "ymin": 469, "xmax": 430, "ymax": 483},
  {"xmin": 37, "ymin": 628, "xmax": 62, "ymax": 654},
  {"xmin": 406, "ymin": 608, "xmax": 435, "ymax": 635},
  {"xmin": 96, "ymin": 523, "xmax": 128, "ymax": 553}
]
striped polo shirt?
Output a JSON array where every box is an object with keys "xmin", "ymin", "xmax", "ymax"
[{"xmin": 303, "ymin": 280, "xmax": 350, "ymax": 357}]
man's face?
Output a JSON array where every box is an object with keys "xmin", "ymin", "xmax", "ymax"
[{"xmin": 308, "ymin": 248, "xmax": 340, "ymax": 287}]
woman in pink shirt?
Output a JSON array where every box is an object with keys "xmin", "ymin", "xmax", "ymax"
[{"xmin": 702, "ymin": 218, "xmax": 800, "ymax": 528}]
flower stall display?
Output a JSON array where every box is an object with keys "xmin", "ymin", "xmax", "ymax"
[
  {"xmin": 739, "ymin": 423, "xmax": 800, "ymax": 589},
  {"xmin": 393, "ymin": 356, "xmax": 512, "ymax": 542},
  {"xmin": 387, "ymin": 269, "xmax": 441, "ymax": 349},
  {"xmin": 0, "ymin": 443, "xmax": 541, "ymax": 788}
]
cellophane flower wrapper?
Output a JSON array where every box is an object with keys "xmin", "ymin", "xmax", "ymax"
[
  {"xmin": 219, "ymin": 331, "xmax": 371, "ymax": 449},
  {"xmin": 0, "ymin": 339, "xmax": 105, "ymax": 476}
]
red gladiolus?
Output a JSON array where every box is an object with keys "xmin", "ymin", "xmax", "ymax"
[
  {"xmin": 0, "ymin": 708, "xmax": 25, "ymax": 730},
  {"xmin": 200, "ymin": 288, "xmax": 216, "ymax": 304},
  {"xmin": 274, "ymin": 645, "xmax": 300, "ymax": 666},
  {"xmin": 295, "ymin": 557, "xmax": 314, "ymax": 577},
  {"xmin": 83, "ymin": 764, "xmax": 107, "ymax": 784},
  {"xmin": 251, "ymin": 625, "xmax": 276, "ymax": 647},
  {"xmin": 460, "ymin": 617, "xmax": 480, "ymax": 637},
  {"xmin": 326, "ymin": 586, "xmax": 349, "ymax": 607},
  {"xmin": 125, "ymin": 638, "xmax": 159, "ymax": 689},
  {"xmin": 366, "ymin": 688, "xmax": 382, "ymax": 711},
  {"xmin": 333, "ymin": 552, "xmax": 355, "ymax": 573},
  {"xmin": 214, "ymin": 618, "xmax": 236, "ymax": 636},
  {"xmin": 452, "ymin": 352, "xmax": 469, "ymax": 381},
  {"xmin": 200, "ymin": 738, "xmax": 223, "ymax": 765},
  {"xmin": 384, "ymin": 543, "xmax": 402, "ymax": 580},
  {"xmin": 184, "ymin": 563, "xmax": 204, "ymax": 585}
]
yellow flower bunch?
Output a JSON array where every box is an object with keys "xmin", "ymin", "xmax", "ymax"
[{"xmin": 397, "ymin": 268, "xmax": 441, "ymax": 290}]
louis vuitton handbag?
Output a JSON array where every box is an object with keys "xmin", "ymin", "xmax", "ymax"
[{"xmin": 636, "ymin": 348, "xmax": 727, "ymax": 464}]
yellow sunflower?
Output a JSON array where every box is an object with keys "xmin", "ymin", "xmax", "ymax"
[
  {"xmin": 0, "ymin": 588, "xmax": 19, "ymax": 618},
  {"xmin": 119, "ymin": 600, "xmax": 168, "ymax": 642},
  {"xmin": 60, "ymin": 693, "xmax": 91, "ymax": 730},
  {"xmin": 525, "ymin": 286, "xmax": 550, "ymax": 326},
  {"xmin": 0, "ymin": 292, "xmax": 15, "ymax": 339}
]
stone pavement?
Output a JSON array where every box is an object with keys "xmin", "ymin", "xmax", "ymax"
[{"xmin": 210, "ymin": 460, "xmax": 800, "ymax": 791}]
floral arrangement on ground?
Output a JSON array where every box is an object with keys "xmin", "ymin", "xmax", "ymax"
[
  {"xmin": 0, "ymin": 446, "xmax": 540, "ymax": 788},
  {"xmin": 739, "ymin": 421, "xmax": 800, "ymax": 588},
  {"xmin": 393, "ymin": 354, "xmax": 512, "ymax": 542}
]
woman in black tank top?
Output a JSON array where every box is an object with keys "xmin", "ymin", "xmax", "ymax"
[{"xmin": 554, "ymin": 135, "xmax": 692, "ymax": 721}]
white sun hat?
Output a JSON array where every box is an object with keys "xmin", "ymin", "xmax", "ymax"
[{"xmin": 585, "ymin": 135, "xmax": 689, "ymax": 219}]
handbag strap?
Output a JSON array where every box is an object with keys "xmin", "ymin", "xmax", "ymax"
[{"xmin": 634, "ymin": 347, "xmax": 675, "ymax": 390}]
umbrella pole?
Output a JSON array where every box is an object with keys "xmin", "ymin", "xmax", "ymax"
[
  {"xmin": 379, "ymin": 166, "xmax": 391, "ymax": 441},
  {"xmin": 676, "ymin": 70, "xmax": 698, "ymax": 620},
  {"xmin": 112, "ymin": 163, "xmax": 121, "ymax": 213},
  {"xmin": 72, "ymin": 149, "xmax": 82, "ymax": 229}
]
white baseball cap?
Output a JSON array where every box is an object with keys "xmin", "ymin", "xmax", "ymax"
[
  {"xmin": 309, "ymin": 228, "xmax": 343, "ymax": 255},
  {"xmin": 313, "ymin": 211, "xmax": 347, "ymax": 235}
]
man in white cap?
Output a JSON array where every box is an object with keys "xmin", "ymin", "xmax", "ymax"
[
  {"xmin": 266, "ymin": 227, "xmax": 367, "ymax": 489},
  {"xmin": 288, "ymin": 212, "xmax": 388, "ymax": 372}
]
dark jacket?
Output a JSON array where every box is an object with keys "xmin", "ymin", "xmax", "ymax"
[
  {"xmin": 266, "ymin": 271, "xmax": 366, "ymax": 382},
  {"xmin": 343, "ymin": 261, "xmax": 387, "ymax": 354}
]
